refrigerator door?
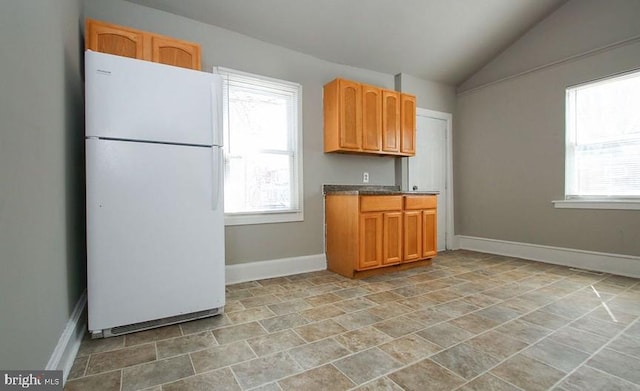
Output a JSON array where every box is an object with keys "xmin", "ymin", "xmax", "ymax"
[
  {"xmin": 85, "ymin": 51, "xmax": 223, "ymax": 146},
  {"xmin": 86, "ymin": 138, "xmax": 225, "ymax": 331}
]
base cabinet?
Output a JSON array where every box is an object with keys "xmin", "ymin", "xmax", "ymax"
[
  {"xmin": 405, "ymin": 195, "xmax": 437, "ymax": 259},
  {"xmin": 357, "ymin": 211, "xmax": 403, "ymax": 270},
  {"xmin": 326, "ymin": 194, "xmax": 437, "ymax": 278},
  {"xmin": 422, "ymin": 209, "xmax": 437, "ymax": 257},
  {"xmin": 358, "ymin": 213, "xmax": 383, "ymax": 269},
  {"xmin": 383, "ymin": 212, "xmax": 403, "ymax": 266},
  {"xmin": 403, "ymin": 210, "xmax": 422, "ymax": 261}
]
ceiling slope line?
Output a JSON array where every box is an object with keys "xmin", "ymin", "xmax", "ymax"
[{"xmin": 457, "ymin": 33, "xmax": 640, "ymax": 97}]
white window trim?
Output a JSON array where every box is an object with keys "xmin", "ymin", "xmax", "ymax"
[
  {"xmin": 552, "ymin": 200, "xmax": 640, "ymax": 210},
  {"xmin": 555, "ymin": 69, "xmax": 640, "ymax": 211},
  {"xmin": 214, "ymin": 66, "xmax": 304, "ymax": 226}
]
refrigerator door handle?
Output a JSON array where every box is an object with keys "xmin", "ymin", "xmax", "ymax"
[
  {"xmin": 211, "ymin": 147, "xmax": 223, "ymax": 211},
  {"xmin": 211, "ymin": 78, "xmax": 223, "ymax": 147}
]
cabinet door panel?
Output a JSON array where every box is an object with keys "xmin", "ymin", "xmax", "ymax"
[
  {"xmin": 422, "ymin": 209, "xmax": 437, "ymax": 257},
  {"xmin": 383, "ymin": 212, "xmax": 402, "ymax": 265},
  {"xmin": 339, "ymin": 80, "xmax": 362, "ymax": 150},
  {"xmin": 403, "ymin": 211, "xmax": 422, "ymax": 261},
  {"xmin": 359, "ymin": 213, "xmax": 382, "ymax": 269},
  {"xmin": 151, "ymin": 36, "xmax": 201, "ymax": 70},
  {"xmin": 362, "ymin": 85, "xmax": 381, "ymax": 151},
  {"xmin": 86, "ymin": 19, "xmax": 144, "ymax": 59},
  {"xmin": 382, "ymin": 91, "xmax": 400, "ymax": 153},
  {"xmin": 401, "ymin": 94, "xmax": 416, "ymax": 155}
]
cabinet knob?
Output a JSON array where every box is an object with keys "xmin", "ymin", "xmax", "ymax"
[{"xmin": 412, "ymin": 186, "xmax": 418, "ymax": 191}]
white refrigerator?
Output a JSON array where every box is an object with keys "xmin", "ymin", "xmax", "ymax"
[{"xmin": 85, "ymin": 51, "xmax": 225, "ymax": 338}]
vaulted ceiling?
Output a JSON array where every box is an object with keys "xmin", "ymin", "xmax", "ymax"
[{"xmin": 126, "ymin": 0, "xmax": 567, "ymax": 85}]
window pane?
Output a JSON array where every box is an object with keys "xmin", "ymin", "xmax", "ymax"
[
  {"xmin": 575, "ymin": 73, "xmax": 640, "ymax": 145},
  {"xmin": 228, "ymin": 86, "xmax": 290, "ymax": 153},
  {"xmin": 576, "ymin": 74, "xmax": 640, "ymax": 145},
  {"xmin": 224, "ymin": 153, "xmax": 292, "ymax": 213},
  {"xmin": 567, "ymin": 71, "xmax": 640, "ymax": 198},
  {"xmin": 574, "ymin": 141, "xmax": 640, "ymax": 196}
]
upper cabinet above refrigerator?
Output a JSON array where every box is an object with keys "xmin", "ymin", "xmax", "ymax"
[{"xmin": 85, "ymin": 18, "xmax": 202, "ymax": 70}]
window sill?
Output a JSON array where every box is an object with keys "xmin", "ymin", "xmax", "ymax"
[
  {"xmin": 225, "ymin": 210, "xmax": 304, "ymax": 226},
  {"xmin": 552, "ymin": 200, "xmax": 640, "ymax": 210}
]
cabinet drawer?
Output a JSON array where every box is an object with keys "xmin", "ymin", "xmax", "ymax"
[
  {"xmin": 404, "ymin": 195, "xmax": 437, "ymax": 210},
  {"xmin": 360, "ymin": 196, "xmax": 402, "ymax": 212}
]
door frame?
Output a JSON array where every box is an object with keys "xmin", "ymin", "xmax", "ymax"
[{"xmin": 406, "ymin": 108, "xmax": 455, "ymax": 250}]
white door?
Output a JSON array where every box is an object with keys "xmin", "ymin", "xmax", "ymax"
[{"xmin": 408, "ymin": 109, "xmax": 451, "ymax": 251}]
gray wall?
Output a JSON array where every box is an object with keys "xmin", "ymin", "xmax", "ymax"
[
  {"xmin": 455, "ymin": 0, "xmax": 640, "ymax": 257},
  {"xmin": 395, "ymin": 73, "xmax": 456, "ymax": 114},
  {"xmin": 0, "ymin": 0, "xmax": 85, "ymax": 369},
  {"xmin": 84, "ymin": 0, "xmax": 454, "ymax": 265}
]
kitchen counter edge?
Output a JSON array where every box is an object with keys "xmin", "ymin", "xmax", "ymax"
[{"xmin": 323, "ymin": 184, "xmax": 439, "ymax": 196}]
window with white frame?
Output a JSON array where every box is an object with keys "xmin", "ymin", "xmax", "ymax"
[
  {"xmin": 563, "ymin": 70, "xmax": 640, "ymax": 206},
  {"xmin": 215, "ymin": 67, "xmax": 303, "ymax": 225}
]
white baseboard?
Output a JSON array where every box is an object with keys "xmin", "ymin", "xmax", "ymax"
[
  {"xmin": 226, "ymin": 253, "xmax": 327, "ymax": 285},
  {"xmin": 449, "ymin": 235, "xmax": 461, "ymax": 251},
  {"xmin": 457, "ymin": 235, "xmax": 640, "ymax": 278},
  {"xmin": 46, "ymin": 291, "xmax": 87, "ymax": 385}
]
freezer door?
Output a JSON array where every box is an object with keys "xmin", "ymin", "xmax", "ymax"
[
  {"xmin": 86, "ymin": 138, "xmax": 225, "ymax": 331},
  {"xmin": 85, "ymin": 51, "xmax": 222, "ymax": 146}
]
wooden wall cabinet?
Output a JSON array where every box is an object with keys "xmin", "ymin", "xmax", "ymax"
[
  {"xmin": 85, "ymin": 20, "xmax": 144, "ymax": 60},
  {"xmin": 86, "ymin": 18, "xmax": 202, "ymax": 70},
  {"xmin": 401, "ymin": 94, "xmax": 416, "ymax": 155},
  {"xmin": 323, "ymin": 79, "xmax": 362, "ymax": 151},
  {"xmin": 324, "ymin": 78, "xmax": 415, "ymax": 156},
  {"xmin": 362, "ymin": 84, "xmax": 382, "ymax": 151},
  {"xmin": 382, "ymin": 90, "xmax": 401, "ymax": 153},
  {"xmin": 326, "ymin": 194, "xmax": 437, "ymax": 278}
]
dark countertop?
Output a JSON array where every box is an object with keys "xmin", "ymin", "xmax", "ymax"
[{"xmin": 323, "ymin": 184, "xmax": 439, "ymax": 196}]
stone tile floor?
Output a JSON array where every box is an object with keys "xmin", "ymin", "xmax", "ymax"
[{"xmin": 65, "ymin": 250, "xmax": 640, "ymax": 390}]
